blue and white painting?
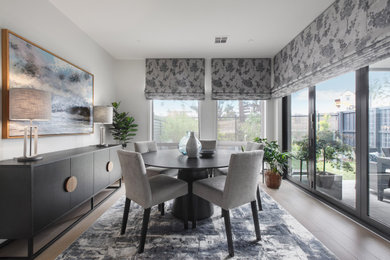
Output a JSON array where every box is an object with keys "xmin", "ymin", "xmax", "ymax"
[{"xmin": 6, "ymin": 32, "xmax": 93, "ymax": 137}]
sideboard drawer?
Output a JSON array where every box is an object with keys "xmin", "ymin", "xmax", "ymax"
[
  {"xmin": 109, "ymin": 146, "xmax": 122, "ymax": 184},
  {"xmin": 93, "ymin": 149, "xmax": 111, "ymax": 193},
  {"xmin": 70, "ymin": 153, "xmax": 94, "ymax": 207},
  {"xmin": 33, "ymin": 159, "xmax": 71, "ymax": 232}
]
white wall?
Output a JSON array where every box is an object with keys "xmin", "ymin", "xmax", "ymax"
[
  {"xmin": 114, "ymin": 59, "xmax": 150, "ymax": 146},
  {"xmin": 0, "ymin": 0, "xmax": 116, "ymax": 160}
]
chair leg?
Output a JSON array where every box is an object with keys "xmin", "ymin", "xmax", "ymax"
[
  {"xmin": 250, "ymin": 201, "xmax": 261, "ymax": 241},
  {"xmin": 256, "ymin": 185, "xmax": 263, "ymax": 211},
  {"xmin": 183, "ymin": 195, "xmax": 189, "ymax": 229},
  {"xmin": 192, "ymin": 195, "xmax": 198, "ymax": 229},
  {"xmin": 222, "ymin": 208, "xmax": 234, "ymax": 257},
  {"xmin": 121, "ymin": 198, "xmax": 131, "ymax": 235},
  {"xmin": 138, "ymin": 208, "xmax": 151, "ymax": 254},
  {"xmin": 160, "ymin": 202, "xmax": 165, "ymax": 216}
]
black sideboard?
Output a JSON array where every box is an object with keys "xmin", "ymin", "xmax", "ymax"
[{"xmin": 0, "ymin": 144, "xmax": 122, "ymax": 259}]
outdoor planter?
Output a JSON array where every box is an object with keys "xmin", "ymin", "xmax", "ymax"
[{"xmin": 316, "ymin": 172, "xmax": 336, "ymax": 189}]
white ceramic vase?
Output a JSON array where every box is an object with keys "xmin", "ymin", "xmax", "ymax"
[{"xmin": 186, "ymin": 131, "xmax": 200, "ymax": 158}]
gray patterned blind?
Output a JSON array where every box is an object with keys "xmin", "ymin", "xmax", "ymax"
[
  {"xmin": 211, "ymin": 58, "xmax": 271, "ymax": 100},
  {"xmin": 145, "ymin": 59, "xmax": 205, "ymax": 100},
  {"xmin": 273, "ymin": 0, "xmax": 390, "ymax": 98}
]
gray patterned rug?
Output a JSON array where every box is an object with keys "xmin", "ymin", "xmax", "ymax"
[{"xmin": 57, "ymin": 192, "xmax": 337, "ymax": 259}]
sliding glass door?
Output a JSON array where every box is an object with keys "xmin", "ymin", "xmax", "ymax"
[
  {"xmin": 368, "ymin": 61, "xmax": 390, "ymax": 227},
  {"xmin": 289, "ymin": 88, "xmax": 310, "ymax": 187},
  {"xmin": 315, "ymin": 72, "xmax": 356, "ymax": 208},
  {"xmin": 285, "ymin": 57, "xmax": 390, "ymax": 237}
]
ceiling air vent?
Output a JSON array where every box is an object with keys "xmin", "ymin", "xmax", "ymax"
[{"xmin": 215, "ymin": 36, "xmax": 228, "ymax": 44}]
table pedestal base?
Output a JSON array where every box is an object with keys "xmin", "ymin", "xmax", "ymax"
[{"xmin": 173, "ymin": 169, "xmax": 214, "ymax": 220}]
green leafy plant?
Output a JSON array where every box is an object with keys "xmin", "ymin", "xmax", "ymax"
[
  {"xmin": 292, "ymin": 138, "xmax": 310, "ymax": 175},
  {"xmin": 110, "ymin": 101, "xmax": 138, "ymax": 148},
  {"xmin": 253, "ymin": 137, "xmax": 290, "ymax": 176}
]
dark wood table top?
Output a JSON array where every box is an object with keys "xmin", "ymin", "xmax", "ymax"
[{"xmin": 142, "ymin": 149, "xmax": 235, "ymax": 169}]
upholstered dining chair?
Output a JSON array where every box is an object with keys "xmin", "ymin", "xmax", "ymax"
[
  {"xmin": 134, "ymin": 141, "xmax": 178, "ymax": 215},
  {"xmin": 134, "ymin": 141, "xmax": 178, "ymax": 177},
  {"xmin": 192, "ymin": 150, "xmax": 264, "ymax": 257},
  {"xmin": 117, "ymin": 150, "xmax": 189, "ymax": 254},
  {"xmin": 199, "ymin": 140, "xmax": 217, "ymax": 177},
  {"xmin": 215, "ymin": 141, "xmax": 264, "ymax": 211}
]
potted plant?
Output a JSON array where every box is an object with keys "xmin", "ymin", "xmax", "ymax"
[
  {"xmin": 110, "ymin": 101, "xmax": 138, "ymax": 148},
  {"xmin": 316, "ymin": 129, "xmax": 353, "ymax": 188},
  {"xmin": 292, "ymin": 138, "xmax": 310, "ymax": 181},
  {"xmin": 254, "ymin": 137, "xmax": 289, "ymax": 189}
]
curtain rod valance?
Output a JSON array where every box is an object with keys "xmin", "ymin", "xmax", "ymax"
[
  {"xmin": 145, "ymin": 58, "xmax": 205, "ymax": 100},
  {"xmin": 211, "ymin": 58, "xmax": 271, "ymax": 100},
  {"xmin": 272, "ymin": 0, "xmax": 390, "ymax": 98}
]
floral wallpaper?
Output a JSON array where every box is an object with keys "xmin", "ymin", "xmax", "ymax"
[
  {"xmin": 273, "ymin": 0, "xmax": 390, "ymax": 98},
  {"xmin": 211, "ymin": 58, "xmax": 271, "ymax": 100},
  {"xmin": 145, "ymin": 59, "xmax": 205, "ymax": 100}
]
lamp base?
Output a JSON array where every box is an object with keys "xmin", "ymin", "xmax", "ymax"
[{"xmin": 17, "ymin": 156, "xmax": 43, "ymax": 162}]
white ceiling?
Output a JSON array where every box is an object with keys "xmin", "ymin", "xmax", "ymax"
[{"xmin": 50, "ymin": 0, "xmax": 334, "ymax": 60}]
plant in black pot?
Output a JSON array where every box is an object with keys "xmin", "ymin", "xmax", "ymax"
[
  {"xmin": 254, "ymin": 137, "xmax": 289, "ymax": 189},
  {"xmin": 292, "ymin": 138, "xmax": 310, "ymax": 181},
  {"xmin": 110, "ymin": 101, "xmax": 138, "ymax": 148}
]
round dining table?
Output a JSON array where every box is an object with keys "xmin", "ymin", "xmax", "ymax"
[{"xmin": 142, "ymin": 149, "xmax": 234, "ymax": 220}]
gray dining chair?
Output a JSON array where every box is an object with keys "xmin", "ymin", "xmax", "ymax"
[
  {"xmin": 134, "ymin": 141, "xmax": 178, "ymax": 177},
  {"xmin": 200, "ymin": 140, "xmax": 217, "ymax": 177},
  {"xmin": 117, "ymin": 150, "xmax": 189, "ymax": 254},
  {"xmin": 215, "ymin": 141, "xmax": 264, "ymax": 211},
  {"xmin": 134, "ymin": 141, "xmax": 178, "ymax": 215},
  {"xmin": 192, "ymin": 150, "xmax": 264, "ymax": 257}
]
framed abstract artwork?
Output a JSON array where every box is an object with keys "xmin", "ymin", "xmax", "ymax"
[{"xmin": 2, "ymin": 29, "xmax": 94, "ymax": 138}]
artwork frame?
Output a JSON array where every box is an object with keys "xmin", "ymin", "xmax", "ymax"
[{"xmin": 2, "ymin": 29, "xmax": 94, "ymax": 139}]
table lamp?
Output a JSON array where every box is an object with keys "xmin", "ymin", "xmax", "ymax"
[
  {"xmin": 93, "ymin": 106, "xmax": 113, "ymax": 147},
  {"xmin": 9, "ymin": 88, "xmax": 52, "ymax": 162}
]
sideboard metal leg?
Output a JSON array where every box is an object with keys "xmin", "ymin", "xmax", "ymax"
[{"xmin": 90, "ymin": 197, "xmax": 94, "ymax": 210}]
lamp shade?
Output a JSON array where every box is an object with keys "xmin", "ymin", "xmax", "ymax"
[
  {"xmin": 9, "ymin": 88, "xmax": 52, "ymax": 121},
  {"xmin": 93, "ymin": 106, "xmax": 113, "ymax": 124}
]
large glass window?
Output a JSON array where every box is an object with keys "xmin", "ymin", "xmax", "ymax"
[
  {"xmin": 289, "ymin": 88, "xmax": 309, "ymax": 186},
  {"xmin": 315, "ymin": 72, "xmax": 356, "ymax": 208},
  {"xmin": 368, "ymin": 58, "xmax": 390, "ymax": 227},
  {"xmin": 153, "ymin": 100, "xmax": 199, "ymax": 143},
  {"xmin": 217, "ymin": 100, "xmax": 263, "ymax": 142}
]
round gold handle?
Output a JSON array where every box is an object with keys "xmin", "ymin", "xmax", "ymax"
[
  {"xmin": 65, "ymin": 176, "xmax": 78, "ymax": 193},
  {"xmin": 106, "ymin": 161, "xmax": 114, "ymax": 172}
]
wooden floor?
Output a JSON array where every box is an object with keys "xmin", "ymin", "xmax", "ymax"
[
  {"xmin": 2, "ymin": 181, "xmax": 389, "ymax": 259},
  {"xmin": 260, "ymin": 181, "xmax": 390, "ymax": 260}
]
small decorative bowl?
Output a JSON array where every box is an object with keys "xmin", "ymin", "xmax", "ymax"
[{"xmin": 199, "ymin": 150, "xmax": 215, "ymax": 158}]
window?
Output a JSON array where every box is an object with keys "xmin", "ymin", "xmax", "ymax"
[
  {"xmin": 289, "ymin": 88, "xmax": 309, "ymax": 186},
  {"xmin": 368, "ymin": 63, "xmax": 390, "ymax": 227},
  {"xmin": 315, "ymin": 72, "xmax": 356, "ymax": 208},
  {"xmin": 217, "ymin": 100, "xmax": 264, "ymax": 142},
  {"xmin": 153, "ymin": 100, "xmax": 199, "ymax": 143}
]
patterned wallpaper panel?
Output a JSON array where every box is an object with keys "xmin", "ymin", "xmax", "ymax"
[
  {"xmin": 211, "ymin": 58, "xmax": 271, "ymax": 100},
  {"xmin": 145, "ymin": 59, "xmax": 205, "ymax": 100},
  {"xmin": 273, "ymin": 0, "xmax": 390, "ymax": 98}
]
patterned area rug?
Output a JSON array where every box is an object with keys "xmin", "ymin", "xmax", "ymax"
[{"xmin": 57, "ymin": 192, "xmax": 337, "ymax": 259}]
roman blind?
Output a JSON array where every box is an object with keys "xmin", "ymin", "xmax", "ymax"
[
  {"xmin": 272, "ymin": 0, "xmax": 390, "ymax": 98},
  {"xmin": 211, "ymin": 58, "xmax": 271, "ymax": 100},
  {"xmin": 145, "ymin": 58, "xmax": 205, "ymax": 100}
]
